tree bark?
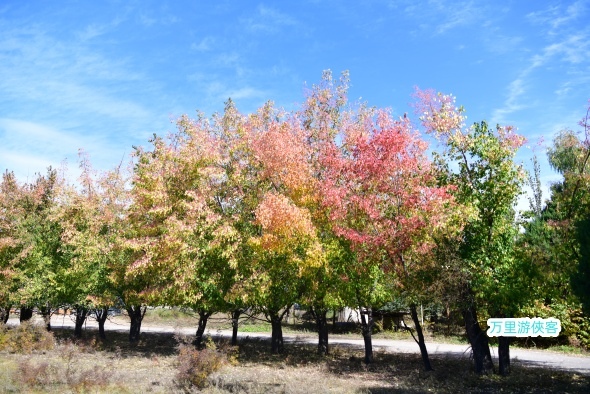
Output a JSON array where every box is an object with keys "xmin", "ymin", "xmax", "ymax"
[
  {"xmin": 462, "ymin": 304, "xmax": 494, "ymax": 374},
  {"xmin": 127, "ymin": 305, "xmax": 146, "ymax": 343},
  {"xmin": 360, "ymin": 307, "xmax": 374, "ymax": 364},
  {"xmin": 19, "ymin": 307, "xmax": 33, "ymax": 323},
  {"xmin": 194, "ymin": 310, "xmax": 211, "ymax": 347},
  {"xmin": 498, "ymin": 336, "xmax": 511, "ymax": 376},
  {"xmin": 231, "ymin": 309, "xmax": 241, "ymax": 346},
  {"xmin": 74, "ymin": 306, "xmax": 88, "ymax": 338},
  {"xmin": 410, "ymin": 303, "xmax": 433, "ymax": 371},
  {"xmin": 270, "ymin": 312, "xmax": 284, "ymax": 354},
  {"xmin": 95, "ymin": 307, "xmax": 109, "ymax": 340},
  {"xmin": 40, "ymin": 303, "xmax": 52, "ymax": 331},
  {"xmin": 0, "ymin": 306, "xmax": 9, "ymax": 324},
  {"xmin": 312, "ymin": 307, "xmax": 329, "ymax": 355}
]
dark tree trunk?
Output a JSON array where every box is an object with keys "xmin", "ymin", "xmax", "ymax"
[
  {"xmin": 0, "ymin": 306, "xmax": 10, "ymax": 324},
  {"xmin": 312, "ymin": 308, "xmax": 329, "ymax": 355},
  {"xmin": 332, "ymin": 309, "xmax": 338, "ymax": 325},
  {"xmin": 360, "ymin": 307, "xmax": 374, "ymax": 364},
  {"xmin": 40, "ymin": 303, "xmax": 52, "ymax": 331},
  {"xmin": 95, "ymin": 307, "xmax": 109, "ymax": 341},
  {"xmin": 194, "ymin": 310, "xmax": 211, "ymax": 347},
  {"xmin": 410, "ymin": 303, "xmax": 433, "ymax": 371},
  {"xmin": 498, "ymin": 336, "xmax": 511, "ymax": 376},
  {"xmin": 74, "ymin": 306, "xmax": 88, "ymax": 338},
  {"xmin": 462, "ymin": 304, "xmax": 494, "ymax": 374},
  {"xmin": 127, "ymin": 305, "xmax": 146, "ymax": 343},
  {"xmin": 270, "ymin": 312, "xmax": 284, "ymax": 354},
  {"xmin": 231, "ymin": 309, "xmax": 241, "ymax": 346},
  {"xmin": 20, "ymin": 307, "xmax": 33, "ymax": 323}
]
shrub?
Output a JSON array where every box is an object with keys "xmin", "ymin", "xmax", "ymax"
[
  {"xmin": 0, "ymin": 322, "xmax": 54, "ymax": 353},
  {"xmin": 17, "ymin": 359, "xmax": 56, "ymax": 387},
  {"xmin": 175, "ymin": 337, "xmax": 230, "ymax": 390}
]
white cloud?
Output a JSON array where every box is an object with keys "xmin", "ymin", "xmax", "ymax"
[
  {"xmin": 77, "ymin": 23, "xmax": 109, "ymax": 41},
  {"xmin": 223, "ymin": 87, "xmax": 268, "ymax": 101},
  {"xmin": 492, "ymin": 77, "xmax": 529, "ymax": 122},
  {"xmin": 191, "ymin": 36, "xmax": 215, "ymax": 52},
  {"xmin": 0, "ymin": 119, "xmax": 86, "ymax": 179},
  {"xmin": 399, "ymin": 0, "xmax": 484, "ymax": 35},
  {"xmin": 433, "ymin": 2, "xmax": 479, "ymax": 34},
  {"xmin": 527, "ymin": 0, "xmax": 587, "ymax": 34},
  {"xmin": 493, "ymin": 2, "xmax": 590, "ymax": 125},
  {"xmin": 0, "ymin": 117, "xmax": 133, "ymax": 183},
  {"xmin": 242, "ymin": 4, "xmax": 298, "ymax": 33}
]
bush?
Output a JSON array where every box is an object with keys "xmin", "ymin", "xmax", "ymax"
[
  {"xmin": 0, "ymin": 322, "xmax": 54, "ymax": 353},
  {"xmin": 17, "ymin": 359, "xmax": 56, "ymax": 387},
  {"xmin": 175, "ymin": 337, "xmax": 231, "ymax": 390}
]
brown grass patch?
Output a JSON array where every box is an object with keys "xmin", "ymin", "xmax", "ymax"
[{"xmin": 0, "ymin": 326, "xmax": 587, "ymax": 393}]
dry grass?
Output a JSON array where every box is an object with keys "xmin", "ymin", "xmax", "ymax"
[{"xmin": 0, "ymin": 324, "xmax": 588, "ymax": 393}]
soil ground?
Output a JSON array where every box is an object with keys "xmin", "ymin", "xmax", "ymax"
[{"xmin": 0, "ymin": 312, "xmax": 589, "ymax": 393}]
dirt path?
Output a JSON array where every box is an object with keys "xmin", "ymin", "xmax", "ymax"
[{"xmin": 11, "ymin": 315, "xmax": 590, "ymax": 376}]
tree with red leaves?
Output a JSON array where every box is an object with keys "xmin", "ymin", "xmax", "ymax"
[{"xmin": 320, "ymin": 103, "xmax": 456, "ymax": 368}]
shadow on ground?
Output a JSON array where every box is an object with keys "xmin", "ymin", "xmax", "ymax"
[{"xmin": 50, "ymin": 326, "xmax": 589, "ymax": 393}]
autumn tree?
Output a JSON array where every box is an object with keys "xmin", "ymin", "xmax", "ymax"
[
  {"xmin": 320, "ymin": 96, "xmax": 456, "ymax": 367},
  {"xmin": 7, "ymin": 168, "xmax": 70, "ymax": 329},
  {"xmin": 57, "ymin": 152, "xmax": 129, "ymax": 339},
  {"xmin": 292, "ymin": 70, "xmax": 353, "ymax": 355},
  {"xmin": 0, "ymin": 171, "xmax": 25, "ymax": 323},
  {"xmin": 127, "ymin": 112, "xmax": 242, "ymax": 345},
  {"xmin": 238, "ymin": 102, "xmax": 323, "ymax": 354},
  {"xmin": 416, "ymin": 89, "xmax": 529, "ymax": 375}
]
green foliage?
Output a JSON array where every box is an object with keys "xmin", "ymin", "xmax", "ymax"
[
  {"xmin": 574, "ymin": 217, "xmax": 590, "ymax": 315},
  {"xmin": 421, "ymin": 96, "xmax": 529, "ymax": 317}
]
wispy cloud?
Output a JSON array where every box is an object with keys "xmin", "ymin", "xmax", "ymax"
[
  {"xmin": 493, "ymin": 2, "xmax": 590, "ymax": 124},
  {"xmin": 432, "ymin": 1, "xmax": 479, "ymax": 34},
  {"xmin": 191, "ymin": 36, "xmax": 215, "ymax": 52},
  {"xmin": 527, "ymin": 0, "xmax": 587, "ymax": 34},
  {"xmin": 0, "ymin": 118, "xmax": 111, "ymax": 180},
  {"xmin": 493, "ymin": 78, "xmax": 528, "ymax": 121},
  {"xmin": 242, "ymin": 4, "xmax": 298, "ymax": 33},
  {"xmin": 0, "ymin": 12, "xmax": 165, "ymax": 178},
  {"xmin": 532, "ymin": 34, "xmax": 590, "ymax": 66},
  {"xmin": 399, "ymin": 0, "xmax": 484, "ymax": 35},
  {"xmin": 187, "ymin": 72, "xmax": 269, "ymax": 107}
]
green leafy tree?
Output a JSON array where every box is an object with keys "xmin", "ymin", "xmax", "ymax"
[
  {"xmin": 9, "ymin": 168, "xmax": 69, "ymax": 329},
  {"xmin": 416, "ymin": 89, "xmax": 528, "ymax": 375},
  {"xmin": 0, "ymin": 171, "xmax": 25, "ymax": 323},
  {"xmin": 57, "ymin": 152, "xmax": 129, "ymax": 339}
]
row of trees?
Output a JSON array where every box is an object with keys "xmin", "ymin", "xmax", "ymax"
[{"xmin": 1, "ymin": 71, "xmax": 589, "ymax": 375}]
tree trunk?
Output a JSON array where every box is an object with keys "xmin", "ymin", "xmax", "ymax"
[
  {"xmin": 95, "ymin": 307, "xmax": 109, "ymax": 341},
  {"xmin": 74, "ymin": 306, "xmax": 88, "ymax": 338},
  {"xmin": 0, "ymin": 306, "xmax": 9, "ymax": 324},
  {"xmin": 498, "ymin": 336, "xmax": 511, "ymax": 376},
  {"xmin": 312, "ymin": 308, "xmax": 329, "ymax": 355},
  {"xmin": 231, "ymin": 309, "xmax": 241, "ymax": 346},
  {"xmin": 20, "ymin": 307, "xmax": 33, "ymax": 323},
  {"xmin": 410, "ymin": 303, "xmax": 433, "ymax": 371},
  {"xmin": 194, "ymin": 310, "xmax": 211, "ymax": 347},
  {"xmin": 127, "ymin": 305, "xmax": 146, "ymax": 343},
  {"xmin": 360, "ymin": 307, "xmax": 374, "ymax": 364},
  {"xmin": 270, "ymin": 312, "xmax": 284, "ymax": 354},
  {"xmin": 462, "ymin": 304, "xmax": 494, "ymax": 374},
  {"xmin": 40, "ymin": 303, "xmax": 52, "ymax": 331}
]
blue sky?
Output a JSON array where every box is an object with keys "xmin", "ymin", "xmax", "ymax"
[{"xmin": 1, "ymin": 0, "xmax": 589, "ymax": 210}]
